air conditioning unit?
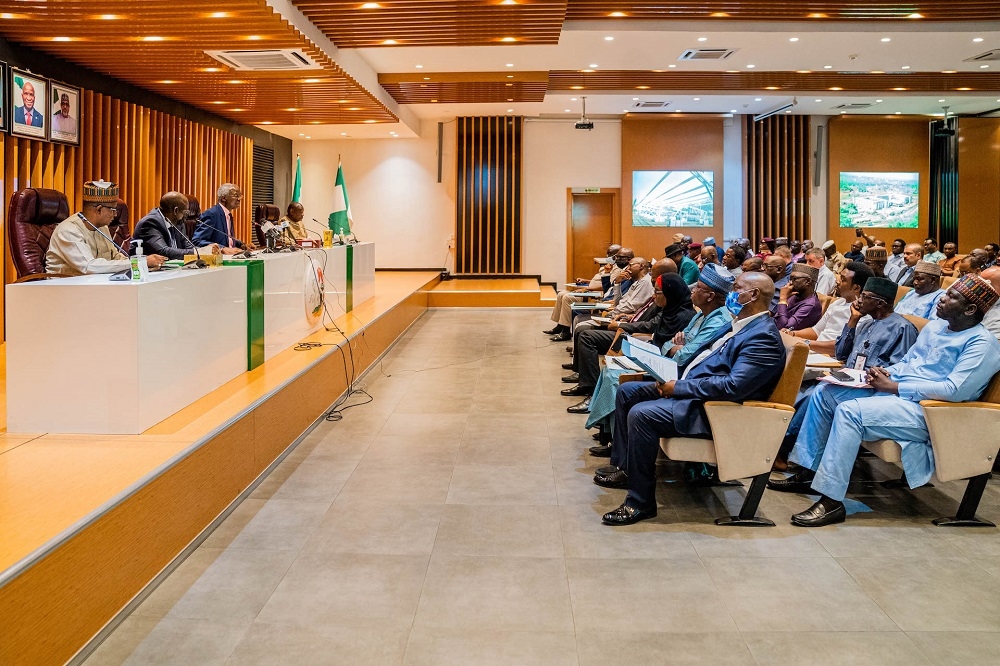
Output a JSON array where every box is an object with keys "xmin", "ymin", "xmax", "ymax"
[
  {"xmin": 205, "ymin": 49, "xmax": 322, "ymax": 71},
  {"xmin": 678, "ymin": 48, "xmax": 738, "ymax": 61},
  {"xmin": 964, "ymin": 49, "xmax": 1000, "ymax": 62},
  {"xmin": 633, "ymin": 101, "xmax": 670, "ymax": 109}
]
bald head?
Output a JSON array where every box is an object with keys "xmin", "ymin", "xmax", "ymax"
[
  {"xmin": 606, "ymin": 244, "xmax": 622, "ymax": 257},
  {"xmin": 159, "ymin": 191, "xmax": 189, "ymax": 224},
  {"xmin": 733, "ymin": 271, "xmax": 775, "ymax": 318},
  {"xmin": 651, "ymin": 258, "xmax": 677, "ymax": 279},
  {"xmin": 981, "ymin": 266, "xmax": 1000, "ymax": 293}
]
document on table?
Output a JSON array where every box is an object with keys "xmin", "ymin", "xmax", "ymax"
[
  {"xmin": 621, "ymin": 336, "xmax": 678, "ymax": 383},
  {"xmin": 807, "ymin": 352, "xmax": 843, "ymax": 368},
  {"xmin": 606, "ymin": 355, "xmax": 643, "ymax": 372},
  {"xmin": 817, "ymin": 368, "xmax": 870, "ymax": 388},
  {"xmin": 590, "ymin": 316, "xmax": 613, "ymax": 325}
]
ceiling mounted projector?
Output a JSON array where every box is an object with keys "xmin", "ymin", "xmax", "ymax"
[{"xmin": 575, "ymin": 96, "xmax": 594, "ymax": 130}]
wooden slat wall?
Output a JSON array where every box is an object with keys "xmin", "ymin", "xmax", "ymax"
[
  {"xmin": 455, "ymin": 116, "xmax": 522, "ymax": 274},
  {"xmin": 745, "ymin": 114, "xmax": 810, "ymax": 246},
  {"xmin": 0, "ymin": 89, "xmax": 253, "ymax": 336}
]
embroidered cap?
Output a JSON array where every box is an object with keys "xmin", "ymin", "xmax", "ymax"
[
  {"xmin": 865, "ymin": 247, "xmax": 888, "ymax": 261},
  {"xmin": 863, "ymin": 277, "xmax": 898, "ymax": 303},
  {"xmin": 698, "ymin": 262, "xmax": 734, "ymax": 295},
  {"xmin": 790, "ymin": 263, "xmax": 820, "ymax": 282},
  {"xmin": 83, "ymin": 180, "xmax": 119, "ymax": 205},
  {"xmin": 951, "ymin": 274, "xmax": 1000, "ymax": 314},
  {"xmin": 914, "ymin": 260, "xmax": 943, "ymax": 277},
  {"xmin": 703, "ymin": 236, "xmax": 717, "ymax": 246}
]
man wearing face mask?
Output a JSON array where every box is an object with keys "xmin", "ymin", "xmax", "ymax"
[{"xmin": 596, "ymin": 272, "xmax": 787, "ymax": 525}]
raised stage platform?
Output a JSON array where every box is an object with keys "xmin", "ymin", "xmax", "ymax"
[
  {"xmin": 428, "ymin": 276, "xmax": 557, "ymax": 308},
  {"xmin": 0, "ymin": 271, "xmax": 440, "ymax": 666}
]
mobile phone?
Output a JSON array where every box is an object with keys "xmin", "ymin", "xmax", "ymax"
[{"xmin": 830, "ymin": 370, "xmax": 855, "ymax": 382}]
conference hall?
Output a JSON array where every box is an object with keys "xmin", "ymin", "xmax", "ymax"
[{"xmin": 2, "ymin": 2, "xmax": 1000, "ymax": 664}]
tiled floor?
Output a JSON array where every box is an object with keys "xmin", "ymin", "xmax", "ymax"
[{"xmin": 86, "ymin": 309, "xmax": 1000, "ymax": 665}]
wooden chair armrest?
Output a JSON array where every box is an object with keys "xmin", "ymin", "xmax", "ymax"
[
  {"xmin": 739, "ymin": 401, "xmax": 796, "ymax": 412},
  {"xmin": 617, "ymin": 372, "xmax": 648, "ymax": 384},
  {"xmin": 630, "ymin": 333, "xmax": 653, "ymax": 341},
  {"xmin": 920, "ymin": 400, "xmax": 1000, "ymax": 411},
  {"xmin": 15, "ymin": 273, "xmax": 70, "ymax": 282}
]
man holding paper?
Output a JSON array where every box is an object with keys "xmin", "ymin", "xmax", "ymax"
[{"xmin": 598, "ymin": 272, "xmax": 787, "ymax": 526}]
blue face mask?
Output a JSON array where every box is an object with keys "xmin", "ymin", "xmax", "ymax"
[{"xmin": 725, "ymin": 291, "xmax": 744, "ymax": 316}]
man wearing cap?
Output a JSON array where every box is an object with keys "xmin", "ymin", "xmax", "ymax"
[
  {"xmin": 771, "ymin": 274, "xmax": 1000, "ymax": 527},
  {"xmin": 703, "ymin": 236, "xmax": 717, "ymax": 247},
  {"xmin": 864, "ymin": 246, "xmax": 888, "ymax": 278},
  {"xmin": 544, "ymin": 243, "xmax": 621, "ymax": 338},
  {"xmin": 805, "ymin": 248, "xmax": 837, "ymax": 296},
  {"xmin": 938, "ymin": 241, "xmax": 963, "ymax": 275},
  {"xmin": 773, "ymin": 263, "xmax": 823, "ymax": 331},
  {"xmin": 664, "ymin": 243, "xmax": 700, "ymax": 286},
  {"xmin": 981, "ymin": 266, "xmax": 1000, "ymax": 340},
  {"xmin": 894, "ymin": 243, "xmax": 924, "ymax": 286},
  {"xmin": 822, "ymin": 240, "xmax": 847, "ymax": 275},
  {"xmin": 47, "ymin": 181, "xmax": 168, "ymax": 276},
  {"xmin": 687, "ymin": 242, "xmax": 703, "ymax": 266},
  {"xmin": 663, "ymin": 263, "xmax": 734, "ymax": 366},
  {"xmin": 673, "ymin": 233, "xmax": 692, "ymax": 254},
  {"xmin": 923, "ymin": 237, "xmax": 945, "ymax": 264},
  {"xmin": 895, "ymin": 261, "xmax": 945, "ymax": 319}
]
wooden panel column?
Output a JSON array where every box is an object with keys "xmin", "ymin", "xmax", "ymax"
[{"xmin": 745, "ymin": 114, "xmax": 810, "ymax": 246}]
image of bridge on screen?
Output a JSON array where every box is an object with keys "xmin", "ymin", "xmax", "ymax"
[{"xmin": 632, "ymin": 170, "xmax": 714, "ymax": 227}]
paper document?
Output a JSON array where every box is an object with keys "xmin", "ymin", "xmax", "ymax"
[
  {"xmin": 817, "ymin": 368, "xmax": 869, "ymax": 388},
  {"xmin": 607, "ymin": 355, "xmax": 643, "ymax": 372},
  {"xmin": 807, "ymin": 352, "xmax": 843, "ymax": 368},
  {"xmin": 623, "ymin": 335, "xmax": 662, "ymax": 356},
  {"xmin": 621, "ymin": 336, "xmax": 678, "ymax": 383},
  {"xmin": 571, "ymin": 302, "xmax": 611, "ymax": 311},
  {"xmin": 590, "ymin": 316, "xmax": 613, "ymax": 325}
]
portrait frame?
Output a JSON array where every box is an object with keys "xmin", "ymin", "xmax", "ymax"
[
  {"xmin": 0, "ymin": 61, "xmax": 7, "ymax": 133},
  {"xmin": 10, "ymin": 69, "xmax": 47, "ymax": 141},
  {"xmin": 48, "ymin": 80, "xmax": 81, "ymax": 146}
]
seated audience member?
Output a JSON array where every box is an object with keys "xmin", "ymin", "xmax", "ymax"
[
  {"xmin": 938, "ymin": 241, "xmax": 962, "ymax": 274},
  {"xmin": 874, "ymin": 238, "xmax": 887, "ymax": 247},
  {"xmin": 561, "ymin": 248, "xmax": 635, "ymax": 340},
  {"xmin": 776, "ymin": 275, "xmax": 918, "ymax": 465},
  {"xmin": 563, "ymin": 260, "xmax": 679, "ymax": 407},
  {"xmin": 895, "ymin": 261, "xmax": 944, "ymax": 319},
  {"xmin": 756, "ymin": 237, "xmax": 775, "ymax": 259},
  {"xmin": 573, "ymin": 269, "xmax": 698, "ymax": 419},
  {"xmin": 569, "ymin": 256, "xmax": 652, "ymax": 346},
  {"xmin": 983, "ymin": 243, "xmax": 998, "ymax": 269},
  {"xmin": 687, "ymin": 243, "xmax": 703, "ymax": 267},
  {"xmin": 596, "ymin": 272, "xmax": 787, "ymax": 525},
  {"xmin": 923, "ymin": 237, "xmax": 945, "ymax": 263},
  {"xmin": 844, "ymin": 239, "xmax": 865, "ymax": 262},
  {"xmin": 785, "ymin": 262, "xmax": 875, "ymax": 355},
  {"xmin": 774, "ymin": 236, "xmax": 789, "ymax": 249},
  {"xmin": 722, "ymin": 245, "xmax": 746, "ymax": 278},
  {"xmin": 771, "ymin": 275, "xmax": 1000, "ymax": 527},
  {"xmin": 677, "ymin": 234, "xmax": 693, "ymax": 254},
  {"xmin": 703, "ymin": 236, "xmax": 717, "ymax": 248},
  {"xmin": 823, "ymin": 240, "xmax": 847, "ymax": 275},
  {"xmin": 742, "ymin": 256, "xmax": 763, "ymax": 273},
  {"xmin": 545, "ymin": 243, "xmax": 621, "ymax": 337},
  {"xmin": 133, "ymin": 192, "xmax": 220, "ymax": 261},
  {"xmin": 738, "ymin": 238, "xmax": 753, "ymax": 253},
  {"xmin": 774, "ymin": 263, "xmax": 823, "ymax": 331},
  {"xmin": 47, "ymin": 180, "xmax": 167, "ymax": 275},
  {"xmin": 894, "ymin": 243, "xmax": 924, "ymax": 286},
  {"xmin": 664, "ymin": 242, "xmax": 700, "ymax": 285},
  {"xmin": 663, "ymin": 264, "xmax": 735, "ymax": 365},
  {"xmin": 969, "ymin": 248, "xmax": 990, "ymax": 271},
  {"xmin": 193, "ymin": 183, "xmax": 250, "ymax": 250},
  {"xmin": 790, "ymin": 240, "xmax": 804, "ymax": 263},
  {"xmin": 700, "ymin": 245, "xmax": 720, "ymax": 267},
  {"xmin": 280, "ymin": 202, "xmax": 309, "ymax": 242},
  {"xmin": 801, "ymin": 239, "xmax": 815, "ymax": 253},
  {"xmin": 981, "ymin": 266, "xmax": 1000, "ymax": 339},
  {"xmin": 805, "ymin": 248, "xmax": 837, "ymax": 296},
  {"xmin": 864, "ymin": 246, "xmax": 888, "ymax": 278},
  {"xmin": 763, "ymin": 254, "xmax": 789, "ymax": 310},
  {"xmin": 885, "ymin": 238, "xmax": 907, "ymax": 281},
  {"xmin": 956, "ymin": 255, "xmax": 982, "ymax": 277},
  {"xmin": 773, "ymin": 245, "xmax": 794, "ymax": 277}
]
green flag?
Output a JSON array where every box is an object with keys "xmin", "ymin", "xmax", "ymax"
[
  {"xmin": 328, "ymin": 160, "xmax": 353, "ymax": 235},
  {"xmin": 291, "ymin": 155, "xmax": 302, "ymax": 203}
]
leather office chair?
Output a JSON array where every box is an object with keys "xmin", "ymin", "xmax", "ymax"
[
  {"xmin": 109, "ymin": 197, "xmax": 130, "ymax": 253},
  {"xmin": 184, "ymin": 194, "xmax": 201, "ymax": 239},
  {"xmin": 7, "ymin": 187, "xmax": 70, "ymax": 281},
  {"xmin": 253, "ymin": 203, "xmax": 281, "ymax": 247}
]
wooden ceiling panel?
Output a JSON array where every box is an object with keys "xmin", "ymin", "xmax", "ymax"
[
  {"xmin": 548, "ymin": 70, "xmax": 1000, "ymax": 93},
  {"xmin": 380, "ymin": 72, "xmax": 550, "ymax": 103},
  {"xmin": 0, "ymin": 0, "xmax": 397, "ymax": 125},
  {"xmin": 291, "ymin": 1, "xmax": 569, "ymax": 47},
  {"xmin": 566, "ymin": 1, "xmax": 1000, "ymax": 21}
]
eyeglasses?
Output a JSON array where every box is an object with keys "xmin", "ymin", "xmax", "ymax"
[{"xmin": 859, "ymin": 293, "xmax": 887, "ymax": 305}]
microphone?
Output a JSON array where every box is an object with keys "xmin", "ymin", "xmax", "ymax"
[
  {"xmin": 306, "ymin": 219, "xmax": 327, "ymax": 241},
  {"xmin": 280, "ymin": 220, "xmax": 300, "ymax": 251},
  {"xmin": 83, "ymin": 215, "xmax": 131, "ymax": 259},
  {"xmin": 168, "ymin": 218, "xmax": 207, "ymax": 269}
]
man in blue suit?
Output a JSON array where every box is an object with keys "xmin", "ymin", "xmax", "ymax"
[
  {"xmin": 192, "ymin": 183, "xmax": 250, "ymax": 251},
  {"xmin": 14, "ymin": 81, "xmax": 44, "ymax": 128},
  {"xmin": 598, "ymin": 271, "xmax": 787, "ymax": 525}
]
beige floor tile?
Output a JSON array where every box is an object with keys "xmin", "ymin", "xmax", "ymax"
[
  {"xmin": 256, "ymin": 552, "xmax": 429, "ymax": 629},
  {"xmin": 226, "ymin": 621, "xmax": 409, "ymax": 665},
  {"xmin": 83, "ymin": 615, "xmax": 161, "ymax": 665},
  {"xmin": 907, "ymin": 631, "xmax": 1000, "ymax": 665},
  {"xmin": 433, "ymin": 505, "xmax": 564, "ymax": 558},
  {"xmin": 337, "ymin": 462, "xmax": 455, "ymax": 505},
  {"xmin": 559, "ymin": 504, "xmax": 698, "ymax": 559},
  {"xmin": 270, "ymin": 458, "xmax": 357, "ymax": 503},
  {"xmin": 566, "ymin": 557, "xmax": 738, "ymax": 633},
  {"xmin": 446, "ymin": 464, "xmax": 557, "ymax": 506},
  {"xmin": 810, "ymin": 524, "xmax": 960, "ymax": 558},
  {"xmin": 456, "ymin": 435, "xmax": 552, "ymax": 466},
  {"xmin": 743, "ymin": 632, "xmax": 929, "ymax": 665},
  {"xmin": 688, "ymin": 525, "xmax": 829, "ymax": 558},
  {"xmin": 414, "ymin": 555, "xmax": 574, "ymax": 632},
  {"xmin": 305, "ymin": 502, "xmax": 444, "ymax": 555},
  {"xmin": 201, "ymin": 500, "xmax": 266, "ymax": 550},
  {"xmin": 576, "ymin": 631, "xmax": 755, "ymax": 666},
  {"xmin": 122, "ymin": 617, "xmax": 251, "ymax": 665},
  {"xmin": 702, "ymin": 557, "xmax": 896, "ymax": 632},
  {"xmin": 379, "ymin": 412, "xmax": 470, "ymax": 439},
  {"xmin": 227, "ymin": 499, "xmax": 330, "ymax": 552},
  {"xmin": 134, "ymin": 547, "xmax": 226, "ymax": 619},
  {"xmin": 463, "ymin": 413, "xmax": 547, "ymax": 439},
  {"xmin": 360, "ymin": 434, "xmax": 463, "ymax": 466},
  {"xmin": 403, "ymin": 629, "xmax": 578, "ymax": 666},
  {"xmin": 838, "ymin": 556, "xmax": 1000, "ymax": 631},
  {"xmin": 394, "ymin": 392, "xmax": 476, "ymax": 414}
]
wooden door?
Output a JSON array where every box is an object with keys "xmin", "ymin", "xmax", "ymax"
[{"xmin": 569, "ymin": 193, "xmax": 615, "ymax": 282}]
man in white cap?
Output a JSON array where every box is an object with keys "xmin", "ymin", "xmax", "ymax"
[
  {"xmin": 47, "ymin": 180, "xmax": 167, "ymax": 276},
  {"xmin": 894, "ymin": 261, "xmax": 945, "ymax": 319},
  {"xmin": 822, "ymin": 240, "xmax": 846, "ymax": 275}
]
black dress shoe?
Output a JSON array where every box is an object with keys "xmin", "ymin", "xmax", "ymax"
[
  {"xmin": 560, "ymin": 385, "xmax": 592, "ymax": 397},
  {"xmin": 588, "ymin": 443, "xmax": 612, "ymax": 457},
  {"xmin": 592, "ymin": 431, "xmax": 602, "ymax": 441},
  {"xmin": 562, "ymin": 362, "xmax": 575, "ymax": 370},
  {"xmin": 567, "ymin": 397, "xmax": 592, "ymax": 414},
  {"xmin": 791, "ymin": 499, "xmax": 846, "ymax": 527},
  {"xmin": 594, "ymin": 468, "xmax": 628, "ymax": 488},
  {"xmin": 596, "ymin": 464, "xmax": 619, "ymax": 476},
  {"xmin": 543, "ymin": 326, "xmax": 565, "ymax": 335},
  {"xmin": 602, "ymin": 503, "xmax": 657, "ymax": 526},
  {"xmin": 550, "ymin": 331, "xmax": 572, "ymax": 342},
  {"xmin": 766, "ymin": 470, "xmax": 817, "ymax": 494},
  {"xmin": 562, "ymin": 372, "xmax": 580, "ymax": 383}
]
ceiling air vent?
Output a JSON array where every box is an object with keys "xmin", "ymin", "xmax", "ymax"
[
  {"xmin": 205, "ymin": 49, "xmax": 322, "ymax": 71},
  {"xmin": 832, "ymin": 103, "xmax": 873, "ymax": 110},
  {"xmin": 964, "ymin": 49, "xmax": 1000, "ymax": 62},
  {"xmin": 678, "ymin": 48, "xmax": 738, "ymax": 61},
  {"xmin": 634, "ymin": 101, "xmax": 670, "ymax": 109}
]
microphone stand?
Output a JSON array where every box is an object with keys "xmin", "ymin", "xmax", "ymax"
[{"xmin": 170, "ymin": 219, "xmax": 207, "ymax": 269}]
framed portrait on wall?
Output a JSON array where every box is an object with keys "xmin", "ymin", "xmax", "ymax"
[
  {"xmin": 0, "ymin": 61, "xmax": 7, "ymax": 133},
  {"xmin": 48, "ymin": 81, "xmax": 80, "ymax": 145},
  {"xmin": 10, "ymin": 69, "xmax": 47, "ymax": 140}
]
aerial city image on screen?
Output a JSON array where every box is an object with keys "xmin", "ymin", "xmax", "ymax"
[
  {"xmin": 632, "ymin": 170, "xmax": 714, "ymax": 227},
  {"xmin": 839, "ymin": 171, "xmax": 919, "ymax": 228}
]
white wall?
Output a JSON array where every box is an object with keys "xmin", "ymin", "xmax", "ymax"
[
  {"xmin": 293, "ymin": 119, "xmax": 456, "ymax": 270},
  {"xmin": 722, "ymin": 116, "xmax": 744, "ymax": 245},
  {"xmin": 810, "ymin": 116, "xmax": 831, "ymax": 244},
  {"xmin": 523, "ymin": 119, "xmax": 622, "ymax": 284}
]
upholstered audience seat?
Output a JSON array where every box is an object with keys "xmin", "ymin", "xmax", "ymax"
[
  {"xmin": 817, "ymin": 292, "xmax": 833, "ymax": 315},
  {"xmin": 657, "ymin": 333, "xmax": 809, "ymax": 526},
  {"xmin": 895, "ymin": 285, "xmax": 912, "ymax": 305},
  {"xmin": 253, "ymin": 204, "xmax": 281, "ymax": 247},
  {"xmin": 7, "ymin": 187, "xmax": 70, "ymax": 281},
  {"xmin": 861, "ymin": 372, "xmax": 1000, "ymax": 527},
  {"xmin": 942, "ymin": 275, "xmax": 958, "ymax": 289},
  {"xmin": 184, "ymin": 194, "xmax": 201, "ymax": 239}
]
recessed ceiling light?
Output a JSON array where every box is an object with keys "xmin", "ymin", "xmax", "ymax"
[
  {"xmin": 623, "ymin": 109, "xmax": 629, "ymax": 113},
  {"xmin": 823, "ymin": 65, "xmax": 832, "ymax": 69},
  {"xmin": 754, "ymin": 97, "xmax": 762, "ymax": 101},
  {"xmin": 565, "ymin": 109, "xmax": 572, "ymax": 112},
  {"xmin": 957, "ymin": 87, "xmax": 972, "ymax": 91},
  {"xmin": 589, "ymin": 63, "xmax": 598, "ymax": 68},
  {"xmin": 571, "ymin": 97, "xmax": 578, "ymax": 101},
  {"xmin": 364, "ymin": 119, "xmax": 377, "ymax": 123},
  {"xmin": 789, "ymin": 37, "xmax": 799, "ymax": 42},
  {"xmin": 942, "ymin": 70, "xmax": 957, "ymax": 74},
  {"xmin": 632, "ymin": 97, "xmax": 639, "ymax": 100},
  {"xmin": 730, "ymin": 109, "xmax": 737, "ymax": 113},
  {"xmin": 507, "ymin": 108, "xmax": 513, "ymax": 112},
  {"xmin": 211, "ymin": 101, "xmax": 226, "ymax": 105},
  {"xmin": 830, "ymin": 86, "xmax": 843, "ymax": 91},
  {"xmin": 341, "ymin": 132, "xmax": 348, "ymax": 136},
  {"xmin": 766, "ymin": 86, "xmax": 780, "ymax": 90},
  {"xmin": 636, "ymin": 85, "xmax": 650, "ymax": 89},
  {"xmin": 231, "ymin": 108, "xmax": 245, "ymax": 112},
  {"xmin": 875, "ymin": 99, "xmax": 883, "ymax": 102},
  {"xmin": 259, "ymin": 121, "xmax": 275, "ymax": 125},
  {"xmin": 505, "ymin": 63, "xmax": 514, "ymax": 67},
  {"xmin": 881, "ymin": 37, "xmax": 891, "ymax": 42},
  {"xmin": 746, "ymin": 64, "xmax": 755, "ymax": 69},
  {"xmin": 901, "ymin": 65, "xmax": 910, "ymax": 70},
  {"xmin": 285, "ymin": 107, "xmax": 299, "ymax": 112},
  {"xmin": 202, "ymin": 67, "xmax": 222, "ymax": 72},
  {"xmin": 973, "ymin": 37, "xmax": 984, "ymax": 43},
  {"xmin": 500, "ymin": 37, "xmax": 516, "ymax": 42},
  {"xmin": 698, "ymin": 37, "xmax": 708, "ymax": 42},
  {"xmin": 208, "ymin": 12, "xmax": 229, "ymax": 18},
  {"xmin": 142, "ymin": 36, "xmax": 165, "ymax": 42},
  {"xmin": 895, "ymin": 111, "xmax": 902, "ymax": 115},
  {"xmin": 693, "ymin": 97, "xmax": 700, "ymax": 101},
  {"xmin": 841, "ymin": 111, "xmax": 847, "ymax": 114},
  {"xmin": 908, "ymin": 13, "xmax": 923, "ymax": 18},
  {"xmin": 303, "ymin": 78, "xmax": 321, "ymax": 84},
  {"xmin": 814, "ymin": 99, "xmax": 822, "ymax": 102},
  {"xmin": 305, "ymin": 136, "xmax": 311, "ymax": 139},
  {"xmin": 423, "ymin": 76, "xmax": 430, "ymax": 80},
  {"xmin": 893, "ymin": 87, "xmax": 907, "ymax": 91},
  {"xmin": 227, "ymin": 79, "xmax": 243, "ymax": 84},
  {"xmin": 501, "ymin": 0, "xmax": 517, "ymax": 4},
  {"xmin": 415, "ymin": 64, "xmax": 423, "ymax": 69},
  {"xmin": 507, "ymin": 98, "xmax": 513, "ymax": 101},
  {"xmin": 604, "ymin": 36, "xmax": 614, "ymax": 41},
  {"xmin": 361, "ymin": 2, "xmax": 381, "ymax": 8},
  {"xmin": 668, "ymin": 64, "xmax": 677, "ymax": 68},
  {"xmin": 571, "ymin": 85, "xmax": 584, "ymax": 89},
  {"xmin": 246, "ymin": 35, "xmax": 262, "ymax": 41},
  {"xmin": 809, "ymin": 13, "xmax": 828, "ymax": 18},
  {"xmin": 98, "ymin": 14, "xmax": 122, "ymax": 19},
  {"xmin": 507, "ymin": 74, "xmax": 514, "ymax": 78},
  {"xmin": 796, "ymin": 70, "xmax": 811, "ymax": 74},
  {"xmin": 938, "ymin": 99, "xmax": 946, "ymax": 102},
  {"xmin": 159, "ymin": 80, "xmax": 177, "ymax": 84},
  {"xmin": 609, "ymin": 11, "xmax": 626, "ymax": 17},
  {"xmin": 382, "ymin": 39, "xmax": 398, "ymax": 45},
  {"xmin": 674, "ymin": 109, "xmax": 682, "ymax": 113},
  {"xmin": 981, "ymin": 64, "xmax": 991, "ymax": 69},
  {"xmin": 52, "ymin": 36, "xmax": 72, "ymax": 42},
  {"xmin": 785, "ymin": 110, "xmax": 792, "ymax": 113}
]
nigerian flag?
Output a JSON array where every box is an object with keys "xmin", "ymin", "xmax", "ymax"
[
  {"xmin": 291, "ymin": 155, "xmax": 302, "ymax": 203},
  {"xmin": 328, "ymin": 160, "xmax": 353, "ymax": 235}
]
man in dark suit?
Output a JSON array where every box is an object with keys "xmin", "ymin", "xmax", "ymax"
[
  {"xmin": 14, "ymin": 81, "xmax": 44, "ymax": 128},
  {"xmin": 597, "ymin": 271, "xmax": 787, "ymax": 525},
  {"xmin": 192, "ymin": 183, "xmax": 249, "ymax": 250},
  {"xmin": 134, "ymin": 191, "xmax": 221, "ymax": 261}
]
